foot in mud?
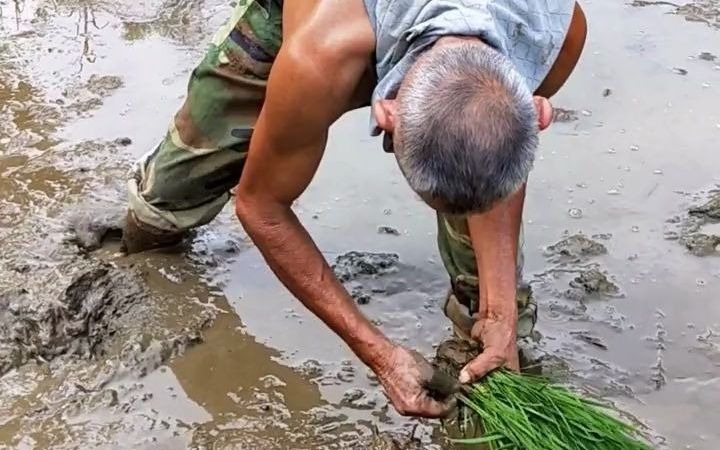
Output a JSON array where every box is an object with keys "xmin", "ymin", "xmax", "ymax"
[{"xmin": 120, "ymin": 210, "xmax": 186, "ymax": 254}]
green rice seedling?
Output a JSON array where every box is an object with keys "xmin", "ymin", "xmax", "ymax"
[{"xmin": 452, "ymin": 370, "xmax": 653, "ymax": 450}]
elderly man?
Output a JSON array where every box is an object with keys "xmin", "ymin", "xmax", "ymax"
[{"xmin": 122, "ymin": 0, "xmax": 586, "ymax": 418}]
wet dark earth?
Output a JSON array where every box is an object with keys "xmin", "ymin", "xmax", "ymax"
[{"xmin": 2, "ymin": 0, "xmax": 720, "ymax": 449}]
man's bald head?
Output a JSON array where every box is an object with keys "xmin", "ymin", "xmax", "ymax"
[{"xmin": 376, "ymin": 41, "xmax": 540, "ymax": 215}]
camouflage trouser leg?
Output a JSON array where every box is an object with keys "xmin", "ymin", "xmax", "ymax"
[
  {"xmin": 437, "ymin": 213, "xmax": 537, "ymax": 341},
  {"xmin": 127, "ymin": 0, "xmax": 283, "ymax": 232}
]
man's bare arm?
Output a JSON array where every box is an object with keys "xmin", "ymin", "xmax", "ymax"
[
  {"xmin": 234, "ymin": 27, "xmax": 390, "ymax": 366},
  {"xmin": 459, "ymin": 185, "xmax": 526, "ymax": 383},
  {"xmin": 234, "ymin": 12, "xmax": 453, "ymax": 417},
  {"xmin": 470, "ymin": 185, "xmax": 525, "ymax": 321}
]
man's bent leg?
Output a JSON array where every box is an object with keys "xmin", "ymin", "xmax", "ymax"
[
  {"xmin": 436, "ymin": 213, "xmax": 537, "ymax": 341},
  {"xmin": 124, "ymin": 0, "xmax": 282, "ymax": 252}
]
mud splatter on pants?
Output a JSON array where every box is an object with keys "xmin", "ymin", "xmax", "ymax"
[{"xmin": 127, "ymin": 0, "xmax": 537, "ymax": 338}]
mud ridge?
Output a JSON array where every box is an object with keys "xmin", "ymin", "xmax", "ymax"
[
  {"xmin": 666, "ymin": 189, "xmax": 720, "ymax": 256},
  {"xmin": 0, "ymin": 258, "xmax": 148, "ymax": 376}
]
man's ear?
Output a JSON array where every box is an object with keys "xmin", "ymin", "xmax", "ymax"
[
  {"xmin": 533, "ymin": 96, "xmax": 553, "ymax": 131},
  {"xmin": 373, "ymin": 99, "xmax": 397, "ymax": 133}
]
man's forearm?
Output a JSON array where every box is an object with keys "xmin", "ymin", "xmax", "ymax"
[
  {"xmin": 236, "ymin": 197, "xmax": 392, "ymax": 369},
  {"xmin": 467, "ymin": 185, "xmax": 526, "ymax": 321}
]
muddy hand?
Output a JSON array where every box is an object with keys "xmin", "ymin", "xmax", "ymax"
[
  {"xmin": 375, "ymin": 345, "xmax": 458, "ymax": 418},
  {"xmin": 459, "ymin": 316, "xmax": 520, "ymax": 384}
]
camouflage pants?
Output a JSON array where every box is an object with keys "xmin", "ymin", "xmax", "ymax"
[{"xmin": 127, "ymin": 0, "xmax": 536, "ymax": 338}]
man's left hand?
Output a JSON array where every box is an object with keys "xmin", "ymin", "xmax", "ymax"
[{"xmin": 458, "ymin": 314, "xmax": 519, "ymax": 384}]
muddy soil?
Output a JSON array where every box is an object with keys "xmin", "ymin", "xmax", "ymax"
[{"xmin": 2, "ymin": 0, "xmax": 720, "ymax": 449}]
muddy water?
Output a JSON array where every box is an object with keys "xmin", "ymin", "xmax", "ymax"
[{"xmin": 1, "ymin": 0, "xmax": 719, "ymax": 449}]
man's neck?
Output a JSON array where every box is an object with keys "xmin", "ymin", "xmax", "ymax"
[{"xmin": 435, "ymin": 35, "xmax": 484, "ymax": 49}]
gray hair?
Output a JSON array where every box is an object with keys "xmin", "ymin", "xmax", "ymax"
[{"xmin": 395, "ymin": 42, "xmax": 538, "ymax": 214}]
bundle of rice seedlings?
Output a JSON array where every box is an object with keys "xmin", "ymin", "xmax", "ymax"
[{"xmin": 452, "ymin": 370, "xmax": 653, "ymax": 449}]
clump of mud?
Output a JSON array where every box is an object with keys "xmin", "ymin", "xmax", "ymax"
[
  {"xmin": 681, "ymin": 233, "xmax": 720, "ymax": 256},
  {"xmin": 0, "ymin": 259, "xmax": 147, "ymax": 375},
  {"xmin": 632, "ymin": 0, "xmax": 720, "ymax": 29},
  {"xmin": 434, "ymin": 337, "xmax": 478, "ymax": 379},
  {"xmin": 689, "ymin": 195, "xmax": 720, "ymax": 221},
  {"xmin": 541, "ymin": 235, "xmax": 619, "ymax": 302},
  {"xmin": 666, "ymin": 189, "xmax": 720, "ymax": 256},
  {"xmin": 677, "ymin": 0, "xmax": 720, "ymax": 29},
  {"xmin": 332, "ymin": 251, "xmax": 400, "ymax": 282},
  {"xmin": 544, "ymin": 234, "xmax": 608, "ymax": 263},
  {"xmin": 564, "ymin": 268, "xmax": 620, "ymax": 300},
  {"xmin": 432, "ymin": 336, "xmax": 573, "ymax": 381},
  {"xmin": 552, "ymin": 107, "xmax": 580, "ymax": 123},
  {"xmin": 332, "ymin": 251, "xmax": 401, "ymax": 305}
]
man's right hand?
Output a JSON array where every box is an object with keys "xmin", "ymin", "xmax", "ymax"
[{"xmin": 374, "ymin": 345, "xmax": 457, "ymax": 418}]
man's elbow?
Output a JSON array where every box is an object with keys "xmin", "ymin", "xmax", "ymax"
[
  {"xmin": 234, "ymin": 189, "xmax": 286, "ymax": 235},
  {"xmin": 234, "ymin": 189, "xmax": 261, "ymax": 228}
]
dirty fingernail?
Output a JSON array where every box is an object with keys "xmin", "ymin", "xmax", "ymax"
[{"xmin": 459, "ymin": 370, "xmax": 470, "ymax": 384}]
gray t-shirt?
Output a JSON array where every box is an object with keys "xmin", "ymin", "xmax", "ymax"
[{"xmin": 363, "ymin": 0, "xmax": 576, "ymax": 135}]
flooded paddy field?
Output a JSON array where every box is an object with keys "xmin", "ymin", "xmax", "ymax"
[{"xmin": 1, "ymin": 0, "xmax": 719, "ymax": 448}]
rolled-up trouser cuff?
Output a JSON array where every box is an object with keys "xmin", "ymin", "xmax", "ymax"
[
  {"xmin": 443, "ymin": 290, "xmax": 538, "ymax": 343},
  {"xmin": 126, "ymin": 162, "xmax": 230, "ymax": 233}
]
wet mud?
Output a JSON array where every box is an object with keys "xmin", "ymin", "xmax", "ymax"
[
  {"xmin": 543, "ymin": 233, "xmax": 608, "ymax": 263},
  {"xmin": 2, "ymin": 0, "xmax": 720, "ymax": 449},
  {"xmin": 632, "ymin": 0, "xmax": 720, "ymax": 29},
  {"xmin": 0, "ymin": 260, "xmax": 147, "ymax": 375},
  {"xmin": 665, "ymin": 189, "xmax": 720, "ymax": 256}
]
